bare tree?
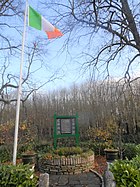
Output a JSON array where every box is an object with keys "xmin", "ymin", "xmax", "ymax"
[
  {"xmin": 0, "ymin": 1, "xmax": 61, "ymax": 106},
  {"xmin": 42, "ymin": 0, "xmax": 140, "ymax": 80},
  {"xmin": 0, "ymin": 0, "xmax": 23, "ymax": 52}
]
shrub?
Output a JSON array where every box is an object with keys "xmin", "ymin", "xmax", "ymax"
[
  {"xmin": 41, "ymin": 147, "xmax": 93, "ymax": 159},
  {"xmin": 88, "ymin": 142, "xmax": 106, "ymax": 155},
  {"xmin": 122, "ymin": 133, "xmax": 140, "ymax": 144},
  {"xmin": 136, "ymin": 144, "xmax": 140, "ymax": 156},
  {"xmin": 123, "ymin": 143, "xmax": 137, "ymax": 160},
  {"xmin": 0, "ymin": 146, "xmax": 11, "ymax": 163},
  {"xmin": 54, "ymin": 147, "xmax": 83, "ymax": 156},
  {"xmin": 131, "ymin": 156, "xmax": 140, "ymax": 169},
  {"xmin": 80, "ymin": 141, "xmax": 91, "ymax": 149},
  {"xmin": 110, "ymin": 159, "xmax": 140, "ymax": 187},
  {"xmin": 0, "ymin": 164, "xmax": 38, "ymax": 187},
  {"xmin": 34, "ymin": 143, "xmax": 53, "ymax": 155}
]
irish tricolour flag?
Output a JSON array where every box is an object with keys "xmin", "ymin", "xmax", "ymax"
[{"xmin": 28, "ymin": 6, "xmax": 63, "ymax": 39}]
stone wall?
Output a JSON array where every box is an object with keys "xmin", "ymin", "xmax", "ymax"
[{"xmin": 38, "ymin": 154, "xmax": 94, "ymax": 175}]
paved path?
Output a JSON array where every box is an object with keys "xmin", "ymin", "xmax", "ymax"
[{"xmin": 49, "ymin": 171, "xmax": 103, "ymax": 187}]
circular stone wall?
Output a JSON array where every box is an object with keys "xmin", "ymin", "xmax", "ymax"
[{"xmin": 38, "ymin": 154, "xmax": 94, "ymax": 174}]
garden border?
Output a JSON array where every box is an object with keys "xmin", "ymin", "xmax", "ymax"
[{"xmin": 39, "ymin": 154, "xmax": 94, "ymax": 174}]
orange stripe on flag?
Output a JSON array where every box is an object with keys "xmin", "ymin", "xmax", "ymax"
[{"xmin": 46, "ymin": 28, "xmax": 63, "ymax": 39}]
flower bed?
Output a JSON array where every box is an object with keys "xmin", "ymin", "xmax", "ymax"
[{"xmin": 38, "ymin": 154, "xmax": 94, "ymax": 174}]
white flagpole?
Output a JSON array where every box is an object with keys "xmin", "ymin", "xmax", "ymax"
[{"xmin": 13, "ymin": 0, "xmax": 28, "ymax": 165}]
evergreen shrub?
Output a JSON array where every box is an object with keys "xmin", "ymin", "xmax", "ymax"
[
  {"xmin": 0, "ymin": 146, "xmax": 11, "ymax": 163},
  {"xmin": 110, "ymin": 158, "xmax": 140, "ymax": 187},
  {"xmin": 0, "ymin": 164, "xmax": 38, "ymax": 187},
  {"xmin": 123, "ymin": 143, "xmax": 138, "ymax": 160}
]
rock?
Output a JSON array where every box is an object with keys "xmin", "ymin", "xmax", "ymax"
[
  {"xmin": 103, "ymin": 162, "xmax": 116, "ymax": 187},
  {"xmin": 39, "ymin": 173, "xmax": 49, "ymax": 187}
]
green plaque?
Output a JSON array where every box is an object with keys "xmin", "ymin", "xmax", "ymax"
[{"xmin": 54, "ymin": 113, "xmax": 79, "ymax": 149}]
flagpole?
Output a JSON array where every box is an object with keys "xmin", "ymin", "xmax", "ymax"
[{"xmin": 13, "ymin": 0, "xmax": 28, "ymax": 165}]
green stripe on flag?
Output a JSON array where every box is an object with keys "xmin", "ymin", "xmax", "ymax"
[{"xmin": 29, "ymin": 6, "xmax": 41, "ymax": 30}]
